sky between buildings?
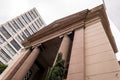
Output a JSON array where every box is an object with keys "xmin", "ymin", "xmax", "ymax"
[{"xmin": 0, "ymin": 0, "xmax": 120, "ymax": 60}]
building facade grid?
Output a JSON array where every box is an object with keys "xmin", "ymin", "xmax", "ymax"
[{"xmin": 0, "ymin": 8, "xmax": 45, "ymax": 65}]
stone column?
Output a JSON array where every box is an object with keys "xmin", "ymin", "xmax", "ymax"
[
  {"xmin": 12, "ymin": 47, "xmax": 40, "ymax": 80},
  {"xmin": 2, "ymin": 49, "xmax": 31, "ymax": 80},
  {"xmin": 57, "ymin": 35, "xmax": 71, "ymax": 67},
  {"xmin": 67, "ymin": 27, "xmax": 85, "ymax": 80}
]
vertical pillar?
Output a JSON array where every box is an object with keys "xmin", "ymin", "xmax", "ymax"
[
  {"xmin": 12, "ymin": 47, "xmax": 40, "ymax": 80},
  {"xmin": 55, "ymin": 35, "xmax": 71, "ymax": 67},
  {"xmin": 67, "ymin": 27, "xmax": 85, "ymax": 80},
  {"xmin": 2, "ymin": 49, "xmax": 31, "ymax": 80}
]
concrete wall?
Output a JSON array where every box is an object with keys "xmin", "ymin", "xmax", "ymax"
[{"xmin": 85, "ymin": 20, "xmax": 120, "ymax": 80}]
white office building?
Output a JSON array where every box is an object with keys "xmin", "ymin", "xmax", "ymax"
[{"xmin": 0, "ymin": 8, "xmax": 45, "ymax": 65}]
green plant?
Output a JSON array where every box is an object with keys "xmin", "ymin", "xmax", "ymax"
[
  {"xmin": 0, "ymin": 64, "xmax": 8, "ymax": 74},
  {"xmin": 45, "ymin": 53, "xmax": 65, "ymax": 80}
]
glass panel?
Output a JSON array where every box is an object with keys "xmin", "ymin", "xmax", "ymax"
[
  {"xmin": 28, "ymin": 12, "xmax": 34, "ymax": 20},
  {"xmin": 37, "ymin": 20, "xmax": 42, "ymax": 27},
  {"xmin": 20, "ymin": 32, "xmax": 27, "ymax": 40},
  {"xmin": 34, "ymin": 21, "xmax": 40, "ymax": 29},
  {"xmin": 24, "ymin": 14, "xmax": 31, "ymax": 23},
  {"xmin": 32, "ymin": 23, "xmax": 38, "ymax": 31},
  {"xmin": 4, "ymin": 44, "xmax": 16, "ymax": 56},
  {"xmin": 10, "ymin": 40, "xmax": 21, "ymax": 51},
  {"xmin": 0, "ymin": 35, "xmax": 5, "ymax": 44},
  {"xmin": 27, "ymin": 28, "xmax": 33, "ymax": 35},
  {"xmin": 4, "ymin": 23, "xmax": 16, "ymax": 35},
  {"xmin": 16, "ymin": 35, "xmax": 23, "ymax": 43},
  {"xmin": 0, "ymin": 49, "xmax": 11, "ymax": 62},
  {"xmin": 22, "ymin": 16, "xmax": 28, "ymax": 24},
  {"xmin": 30, "ymin": 25, "xmax": 36, "ymax": 33},
  {"xmin": 24, "ymin": 29, "xmax": 30, "ymax": 37},
  {"xmin": 16, "ymin": 18, "xmax": 24, "ymax": 28},
  {"xmin": 26, "ymin": 12, "xmax": 32, "ymax": 21},
  {"xmin": 11, "ymin": 20, "xmax": 20, "ymax": 31},
  {"xmin": 0, "ymin": 26, "xmax": 11, "ymax": 39},
  {"xmin": 39, "ymin": 18, "xmax": 44, "ymax": 25},
  {"xmin": 29, "ymin": 26, "xmax": 34, "ymax": 33},
  {"xmin": 33, "ymin": 9, "xmax": 38, "ymax": 17},
  {"xmin": 30, "ymin": 11, "xmax": 36, "ymax": 19}
]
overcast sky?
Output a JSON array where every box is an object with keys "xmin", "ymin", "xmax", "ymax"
[
  {"xmin": 0, "ymin": 0, "xmax": 120, "ymax": 60},
  {"xmin": 0, "ymin": 0, "xmax": 103, "ymax": 24}
]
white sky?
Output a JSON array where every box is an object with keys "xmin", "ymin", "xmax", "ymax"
[{"xmin": 0, "ymin": 0, "xmax": 120, "ymax": 60}]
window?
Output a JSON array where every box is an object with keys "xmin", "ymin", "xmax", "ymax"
[
  {"xmin": 16, "ymin": 18, "xmax": 24, "ymax": 28},
  {"xmin": 4, "ymin": 23, "xmax": 16, "ymax": 35},
  {"xmin": 20, "ymin": 32, "xmax": 27, "ymax": 40},
  {"xmin": 35, "ymin": 21, "xmax": 40, "ymax": 29},
  {"xmin": 33, "ymin": 9, "xmax": 38, "ymax": 17},
  {"xmin": 22, "ymin": 15, "xmax": 29, "ymax": 24},
  {"xmin": 0, "ymin": 49, "xmax": 11, "ymax": 62},
  {"xmin": 11, "ymin": 20, "xmax": 20, "ymax": 31},
  {"xmin": 29, "ymin": 26, "xmax": 34, "ymax": 33},
  {"xmin": 0, "ymin": 35, "xmax": 5, "ymax": 44},
  {"xmin": 0, "ymin": 26, "xmax": 11, "ymax": 39},
  {"xmin": 10, "ymin": 40, "xmax": 21, "ymax": 51},
  {"xmin": 22, "ymin": 16, "xmax": 28, "ymax": 24},
  {"xmin": 37, "ymin": 19, "xmax": 42, "ymax": 27},
  {"xmin": 24, "ymin": 29, "xmax": 31, "ymax": 37},
  {"xmin": 30, "ymin": 10, "xmax": 36, "ymax": 19},
  {"xmin": 32, "ymin": 10, "xmax": 37, "ymax": 18},
  {"xmin": 24, "ymin": 14, "xmax": 31, "ymax": 23},
  {"xmin": 16, "ymin": 35, "xmax": 23, "ymax": 43},
  {"xmin": 31, "ymin": 24, "xmax": 37, "ymax": 32},
  {"xmin": 26, "ymin": 12, "xmax": 32, "ymax": 21},
  {"xmin": 39, "ymin": 18, "xmax": 44, "ymax": 25},
  {"xmin": 27, "ymin": 28, "xmax": 33, "ymax": 35},
  {"xmin": 32, "ymin": 23, "xmax": 38, "ymax": 31},
  {"xmin": 28, "ymin": 12, "xmax": 34, "ymax": 20},
  {"xmin": 4, "ymin": 44, "xmax": 16, "ymax": 56}
]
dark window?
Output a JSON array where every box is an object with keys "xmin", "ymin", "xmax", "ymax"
[
  {"xmin": 0, "ymin": 35, "xmax": 5, "ymax": 44},
  {"xmin": 25, "ymin": 14, "xmax": 31, "ymax": 23},
  {"xmin": 4, "ymin": 44, "xmax": 16, "ymax": 56},
  {"xmin": 22, "ymin": 16, "xmax": 28, "ymax": 24},
  {"xmin": 24, "ymin": 29, "xmax": 31, "ymax": 37},
  {"xmin": 11, "ymin": 21, "xmax": 20, "ymax": 31},
  {"xmin": 28, "ymin": 12, "xmax": 34, "ymax": 20},
  {"xmin": 35, "ymin": 21, "xmax": 40, "ymax": 28},
  {"xmin": 0, "ymin": 26, "xmax": 11, "ymax": 39},
  {"xmin": 21, "ymin": 32, "xmax": 27, "ymax": 40},
  {"xmin": 5, "ymin": 23, "xmax": 16, "ymax": 35},
  {"xmin": 0, "ymin": 49, "xmax": 11, "ymax": 62},
  {"xmin": 33, "ymin": 9, "xmax": 38, "ymax": 17},
  {"xmin": 10, "ymin": 40, "xmax": 21, "ymax": 51},
  {"xmin": 16, "ymin": 18, "xmax": 24, "ymax": 28},
  {"xmin": 37, "ymin": 19, "xmax": 42, "ymax": 26}
]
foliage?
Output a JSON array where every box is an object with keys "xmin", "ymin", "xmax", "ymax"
[
  {"xmin": 45, "ymin": 53, "xmax": 65, "ymax": 80},
  {"xmin": 0, "ymin": 64, "xmax": 8, "ymax": 74}
]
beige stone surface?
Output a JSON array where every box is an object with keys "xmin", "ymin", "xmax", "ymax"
[
  {"xmin": 67, "ymin": 27, "xmax": 85, "ymax": 80},
  {"xmin": 86, "ymin": 71, "xmax": 120, "ymax": 80},
  {"xmin": 12, "ymin": 47, "xmax": 40, "ymax": 80},
  {"xmin": 86, "ymin": 50, "xmax": 116, "ymax": 65},
  {"xmin": 86, "ymin": 60, "xmax": 120, "ymax": 76},
  {"xmin": 85, "ymin": 21, "xmax": 120, "ymax": 80},
  {"xmin": 67, "ymin": 73, "xmax": 84, "ymax": 80}
]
